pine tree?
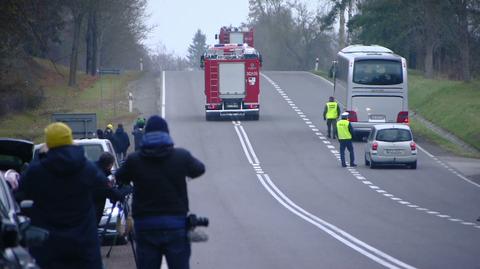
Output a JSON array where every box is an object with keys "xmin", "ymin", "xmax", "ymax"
[{"xmin": 187, "ymin": 29, "xmax": 207, "ymax": 68}]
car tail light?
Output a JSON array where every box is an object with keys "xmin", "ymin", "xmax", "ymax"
[
  {"xmin": 410, "ymin": 142, "xmax": 416, "ymax": 150},
  {"xmin": 372, "ymin": 142, "xmax": 378, "ymax": 151},
  {"xmin": 346, "ymin": 110, "xmax": 358, "ymax": 122},
  {"xmin": 397, "ymin": 111, "xmax": 409, "ymax": 124}
]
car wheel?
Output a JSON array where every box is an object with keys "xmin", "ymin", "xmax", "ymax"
[
  {"xmin": 364, "ymin": 153, "xmax": 370, "ymax": 166},
  {"xmin": 369, "ymin": 155, "xmax": 376, "ymax": 169},
  {"xmin": 206, "ymin": 112, "xmax": 217, "ymax": 121},
  {"xmin": 245, "ymin": 111, "xmax": 259, "ymax": 121},
  {"xmin": 409, "ymin": 161, "xmax": 417, "ymax": 169}
]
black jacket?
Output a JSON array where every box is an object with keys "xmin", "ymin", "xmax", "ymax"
[
  {"xmin": 18, "ymin": 145, "xmax": 107, "ymax": 268},
  {"xmin": 115, "ymin": 131, "xmax": 205, "ymax": 218},
  {"xmin": 132, "ymin": 127, "xmax": 144, "ymax": 152},
  {"xmin": 93, "ymin": 161, "xmax": 123, "ymax": 224},
  {"xmin": 113, "ymin": 127, "xmax": 130, "ymax": 154}
]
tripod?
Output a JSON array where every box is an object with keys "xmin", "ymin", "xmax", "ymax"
[{"xmin": 104, "ymin": 194, "xmax": 138, "ymax": 268}]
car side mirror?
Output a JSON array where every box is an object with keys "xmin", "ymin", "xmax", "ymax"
[{"xmin": 20, "ymin": 200, "xmax": 33, "ymax": 210}]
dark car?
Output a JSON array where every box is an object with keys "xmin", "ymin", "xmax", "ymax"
[{"xmin": 0, "ymin": 138, "xmax": 47, "ymax": 268}]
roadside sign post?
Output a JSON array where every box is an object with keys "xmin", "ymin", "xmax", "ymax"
[
  {"xmin": 128, "ymin": 92, "xmax": 133, "ymax": 113},
  {"xmin": 99, "ymin": 68, "xmax": 121, "ymax": 118}
]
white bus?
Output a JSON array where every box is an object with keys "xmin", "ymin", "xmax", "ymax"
[{"xmin": 331, "ymin": 45, "xmax": 409, "ymax": 138}]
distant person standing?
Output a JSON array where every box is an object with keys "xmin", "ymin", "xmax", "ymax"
[
  {"xmin": 114, "ymin": 123, "xmax": 130, "ymax": 161},
  {"xmin": 132, "ymin": 118, "xmax": 145, "ymax": 152},
  {"xmin": 323, "ymin": 96, "xmax": 340, "ymax": 139},
  {"xmin": 96, "ymin": 129, "xmax": 104, "ymax": 139},
  {"xmin": 18, "ymin": 122, "xmax": 110, "ymax": 269},
  {"xmin": 337, "ymin": 112, "xmax": 357, "ymax": 167}
]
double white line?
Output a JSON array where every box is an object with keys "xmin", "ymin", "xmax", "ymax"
[{"xmin": 232, "ymin": 120, "xmax": 415, "ymax": 269}]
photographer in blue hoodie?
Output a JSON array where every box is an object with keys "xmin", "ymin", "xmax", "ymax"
[{"xmin": 115, "ymin": 115, "xmax": 205, "ymax": 269}]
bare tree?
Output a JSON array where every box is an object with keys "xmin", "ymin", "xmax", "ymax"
[{"xmin": 65, "ymin": 0, "xmax": 88, "ymax": 86}]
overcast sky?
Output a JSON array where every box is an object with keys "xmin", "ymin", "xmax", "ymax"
[{"xmin": 145, "ymin": 0, "xmax": 250, "ymax": 57}]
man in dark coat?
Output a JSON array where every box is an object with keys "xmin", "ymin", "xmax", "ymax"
[
  {"xmin": 93, "ymin": 152, "xmax": 123, "ymax": 225},
  {"xmin": 115, "ymin": 115, "xmax": 205, "ymax": 269},
  {"xmin": 18, "ymin": 122, "xmax": 110, "ymax": 269},
  {"xmin": 132, "ymin": 118, "xmax": 145, "ymax": 152},
  {"xmin": 104, "ymin": 123, "xmax": 117, "ymax": 150},
  {"xmin": 113, "ymin": 123, "xmax": 130, "ymax": 161}
]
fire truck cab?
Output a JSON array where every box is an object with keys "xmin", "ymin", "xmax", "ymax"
[
  {"xmin": 216, "ymin": 26, "xmax": 254, "ymax": 47},
  {"xmin": 201, "ymin": 43, "xmax": 261, "ymax": 121}
]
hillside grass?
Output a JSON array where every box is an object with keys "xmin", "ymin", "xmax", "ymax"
[
  {"xmin": 312, "ymin": 69, "xmax": 480, "ymax": 157},
  {"xmin": 408, "ymin": 73, "xmax": 480, "ymax": 151},
  {"xmin": 0, "ymin": 58, "xmax": 142, "ymax": 143}
]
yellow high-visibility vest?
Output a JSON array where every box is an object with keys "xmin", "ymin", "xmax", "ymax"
[
  {"xmin": 336, "ymin": 119, "xmax": 352, "ymax": 140},
  {"xmin": 326, "ymin": 102, "xmax": 338, "ymax": 119}
]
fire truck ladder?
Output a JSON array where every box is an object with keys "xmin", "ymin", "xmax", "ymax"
[{"xmin": 209, "ymin": 64, "xmax": 220, "ymax": 104}]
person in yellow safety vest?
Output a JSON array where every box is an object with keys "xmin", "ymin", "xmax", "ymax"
[
  {"xmin": 337, "ymin": 112, "xmax": 357, "ymax": 168},
  {"xmin": 323, "ymin": 96, "xmax": 340, "ymax": 139}
]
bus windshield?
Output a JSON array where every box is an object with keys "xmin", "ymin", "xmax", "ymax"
[{"xmin": 353, "ymin": 59, "xmax": 403, "ymax": 85}]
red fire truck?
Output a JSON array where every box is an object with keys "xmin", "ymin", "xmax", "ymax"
[
  {"xmin": 216, "ymin": 26, "xmax": 254, "ymax": 47},
  {"xmin": 201, "ymin": 43, "xmax": 261, "ymax": 121}
]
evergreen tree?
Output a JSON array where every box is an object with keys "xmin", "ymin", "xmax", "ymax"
[{"xmin": 187, "ymin": 29, "xmax": 207, "ymax": 68}]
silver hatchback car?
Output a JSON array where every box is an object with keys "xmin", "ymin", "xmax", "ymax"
[{"xmin": 364, "ymin": 124, "xmax": 417, "ymax": 169}]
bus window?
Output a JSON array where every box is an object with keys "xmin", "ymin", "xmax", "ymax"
[{"xmin": 353, "ymin": 60, "xmax": 402, "ymax": 85}]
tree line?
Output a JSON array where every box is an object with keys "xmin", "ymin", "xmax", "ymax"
[
  {"xmin": 246, "ymin": 0, "xmax": 480, "ymax": 81},
  {"xmin": 1, "ymin": 0, "xmax": 150, "ymax": 87}
]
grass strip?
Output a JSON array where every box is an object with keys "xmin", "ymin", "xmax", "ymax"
[{"xmin": 0, "ymin": 59, "xmax": 142, "ymax": 143}]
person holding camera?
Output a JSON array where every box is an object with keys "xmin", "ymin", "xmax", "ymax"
[
  {"xmin": 18, "ymin": 122, "xmax": 111, "ymax": 269},
  {"xmin": 115, "ymin": 115, "xmax": 205, "ymax": 269}
]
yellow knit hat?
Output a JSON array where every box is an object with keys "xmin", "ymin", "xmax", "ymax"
[
  {"xmin": 107, "ymin": 124, "xmax": 113, "ymax": 130},
  {"xmin": 45, "ymin": 122, "xmax": 74, "ymax": 149}
]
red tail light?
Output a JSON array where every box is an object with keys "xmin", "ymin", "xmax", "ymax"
[
  {"xmin": 346, "ymin": 110, "xmax": 358, "ymax": 122},
  {"xmin": 372, "ymin": 142, "xmax": 378, "ymax": 151},
  {"xmin": 207, "ymin": 104, "xmax": 220, "ymax": 110},
  {"xmin": 410, "ymin": 142, "xmax": 416, "ymax": 150},
  {"xmin": 397, "ymin": 111, "xmax": 409, "ymax": 124}
]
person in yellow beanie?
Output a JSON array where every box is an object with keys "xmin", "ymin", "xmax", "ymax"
[
  {"xmin": 44, "ymin": 122, "xmax": 74, "ymax": 149},
  {"xmin": 17, "ymin": 122, "xmax": 113, "ymax": 269}
]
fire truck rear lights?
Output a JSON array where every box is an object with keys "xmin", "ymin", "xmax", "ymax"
[{"xmin": 207, "ymin": 104, "xmax": 220, "ymax": 110}]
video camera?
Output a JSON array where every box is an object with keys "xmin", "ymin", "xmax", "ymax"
[
  {"xmin": 186, "ymin": 214, "xmax": 209, "ymax": 243},
  {"xmin": 186, "ymin": 214, "xmax": 209, "ymax": 229}
]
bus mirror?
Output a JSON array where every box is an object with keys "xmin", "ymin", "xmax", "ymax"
[
  {"xmin": 215, "ymin": 34, "xmax": 218, "ymax": 40},
  {"xmin": 329, "ymin": 61, "xmax": 338, "ymax": 78},
  {"xmin": 200, "ymin": 55, "xmax": 205, "ymax": 69}
]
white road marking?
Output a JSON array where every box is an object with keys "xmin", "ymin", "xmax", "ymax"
[{"xmin": 265, "ymin": 73, "xmax": 480, "ymax": 231}]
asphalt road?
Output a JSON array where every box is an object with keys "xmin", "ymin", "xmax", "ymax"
[{"xmin": 103, "ymin": 71, "xmax": 480, "ymax": 269}]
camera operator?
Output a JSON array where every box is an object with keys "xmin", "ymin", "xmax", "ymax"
[
  {"xmin": 115, "ymin": 115, "xmax": 205, "ymax": 269},
  {"xmin": 17, "ymin": 123, "xmax": 113, "ymax": 269},
  {"xmin": 93, "ymin": 152, "xmax": 125, "ymax": 225}
]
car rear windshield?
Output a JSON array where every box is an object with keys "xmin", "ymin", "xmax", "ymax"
[
  {"xmin": 376, "ymin": 129, "xmax": 412, "ymax": 142},
  {"xmin": 81, "ymin": 144, "xmax": 104, "ymax": 162}
]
